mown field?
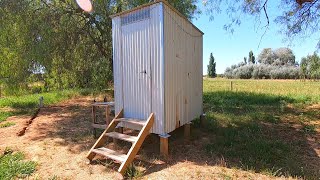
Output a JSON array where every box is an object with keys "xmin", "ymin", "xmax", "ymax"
[{"xmin": 202, "ymin": 78, "xmax": 320, "ymax": 179}]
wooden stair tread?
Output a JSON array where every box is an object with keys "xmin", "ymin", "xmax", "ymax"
[
  {"xmin": 92, "ymin": 147, "xmax": 127, "ymax": 162},
  {"xmin": 115, "ymin": 118, "xmax": 146, "ymax": 126},
  {"xmin": 87, "ymin": 109, "xmax": 155, "ymax": 175},
  {"xmin": 105, "ymin": 132, "xmax": 138, "ymax": 143}
]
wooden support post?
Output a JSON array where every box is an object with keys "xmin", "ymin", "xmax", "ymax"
[
  {"xmin": 184, "ymin": 123, "xmax": 191, "ymax": 140},
  {"xmin": 106, "ymin": 105, "xmax": 111, "ymax": 125},
  {"xmin": 92, "ymin": 105, "xmax": 97, "ymax": 138},
  {"xmin": 159, "ymin": 134, "xmax": 170, "ymax": 159},
  {"xmin": 230, "ymin": 81, "xmax": 233, "ymax": 91},
  {"xmin": 200, "ymin": 114, "xmax": 205, "ymax": 127}
]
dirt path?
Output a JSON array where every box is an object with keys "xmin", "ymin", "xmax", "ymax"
[{"xmin": 1, "ymin": 97, "xmax": 293, "ymax": 179}]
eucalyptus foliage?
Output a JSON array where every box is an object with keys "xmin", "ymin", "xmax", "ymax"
[
  {"xmin": 0, "ymin": 0, "xmax": 197, "ymax": 95},
  {"xmin": 203, "ymin": 0, "xmax": 320, "ymax": 49},
  {"xmin": 300, "ymin": 53, "xmax": 320, "ymax": 80}
]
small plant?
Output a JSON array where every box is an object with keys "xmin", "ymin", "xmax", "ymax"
[
  {"xmin": 125, "ymin": 163, "xmax": 143, "ymax": 179},
  {"xmin": 219, "ymin": 173, "xmax": 232, "ymax": 180},
  {"xmin": 0, "ymin": 122, "xmax": 15, "ymax": 128},
  {"xmin": 303, "ymin": 124, "xmax": 316, "ymax": 134},
  {"xmin": 48, "ymin": 175, "xmax": 60, "ymax": 180},
  {"xmin": 4, "ymin": 147, "xmax": 13, "ymax": 155},
  {"xmin": 0, "ymin": 149, "xmax": 37, "ymax": 180},
  {"xmin": 0, "ymin": 111, "xmax": 13, "ymax": 123},
  {"xmin": 261, "ymin": 167, "xmax": 283, "ymax": 177}
]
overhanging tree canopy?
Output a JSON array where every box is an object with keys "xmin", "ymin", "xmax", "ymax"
[
  {"xmin": 0, "ymin": 0, "xmax": 198, "ymax": 94},
  {"xmin": 203, "ymin": 0, "xmax": 320, "ymax": 48}
]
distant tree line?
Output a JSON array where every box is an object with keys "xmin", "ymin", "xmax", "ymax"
[
  {"xmin": 224, "ymin": 48, "xmax": 320, "ymax": 80},
  {"xmin": 300, "ymin": 53, "xmax": 320, "ymax": 80}
]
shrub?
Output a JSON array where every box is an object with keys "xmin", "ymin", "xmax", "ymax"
[{"xmin": 225, "ymin": 64, "xmax": 299, "ymax": 79}]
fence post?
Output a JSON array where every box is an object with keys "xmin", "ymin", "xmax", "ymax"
[
  {"xmin": 230, "ymin": 81, "xmax": 233, "ymax": 91},
  {"xmin": 39, "ymin": 96, "xmax": 44, "ymax": 108}
]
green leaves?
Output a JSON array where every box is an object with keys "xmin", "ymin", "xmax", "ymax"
[{"xmin": 0, "ymin": 0, "xmax": 198, "ymax": 95}]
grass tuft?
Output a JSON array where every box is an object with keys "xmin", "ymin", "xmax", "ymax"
[
  {"xmin": 125, "ymin": 163, "xmax": 143, "ymax": 179},
  {"xmin": 0, "ymin": 111, "xmax": 14, "ymax": 123},
  {"xmin": 0, "ymin": 149, "xmax": 37, "ymax": 180},
  {"xmin": 0, "ymin": 122, "xmax": 15, "ymax": 128}
]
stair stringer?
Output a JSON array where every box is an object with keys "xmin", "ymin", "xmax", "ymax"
[{"xmin": 118, "ymin": 113, "xmax": 154, "ymax": 174}]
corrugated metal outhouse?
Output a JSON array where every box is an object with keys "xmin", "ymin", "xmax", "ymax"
[{"xmin": 111, "ymin": 0, "xmax": 203, "ymax": 137}]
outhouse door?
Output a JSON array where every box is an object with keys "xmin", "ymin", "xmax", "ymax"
[{"xmin": 121, "ymin": 19, "xmax": 151, "ymax": 120}]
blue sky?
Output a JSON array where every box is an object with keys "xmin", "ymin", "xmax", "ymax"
[{"xmin": 192, "ymin": 2, "xmax": 320, "ymax": 74}]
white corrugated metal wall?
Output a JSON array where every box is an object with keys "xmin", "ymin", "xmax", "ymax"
[
  {"xmin": 112, "ymin": 4, "xmax": 165, "ymax": 134},
  {"xmin": 112, "ymin": 1, "xmax": 203, "ymax": 135},
  {"xmin": 112, "ymin": 16, "xmax": 123, "ymax": 115},
  {"xmin": 163, "ymin": 4, "xmax": 203, "ymax": 133}
]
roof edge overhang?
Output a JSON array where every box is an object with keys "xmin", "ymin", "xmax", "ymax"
[{"xmin": 109, "ymin": 0, "xmax": 204, "ymax": 35}]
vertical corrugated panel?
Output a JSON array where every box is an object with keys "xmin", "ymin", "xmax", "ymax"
[
  {"xmin": 163, "ymin": 4, "xmax": 203, "ymax": 133},
  {"xmin": 112, "ymin": 4, "xmax": 164, "ymax": 134},
  {"xmin": 112, "ymin": 17, "xmax": 123, "ymax": 115},
  {"xmin": 149, "ymin": 4, "xmax": 165, "ymax": 134}
]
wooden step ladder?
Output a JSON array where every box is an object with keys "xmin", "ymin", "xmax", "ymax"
[{"xmin": 86, "ymin": 109, "xmax": 154, "ymax": 175}]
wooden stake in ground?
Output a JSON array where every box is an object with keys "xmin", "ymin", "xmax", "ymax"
[{"xmin": 159, "ymin": 134, "xmax": 170, "ymax": 159}]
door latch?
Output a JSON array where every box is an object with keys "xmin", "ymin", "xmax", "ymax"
[{"xmin": 140, "ymin": 70, "xmax": 147, "ymax": 74}]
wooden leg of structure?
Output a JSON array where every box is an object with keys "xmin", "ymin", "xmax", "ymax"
[
  {"xmin": 200, "ymin": 114, "xmax": 205, "ymax": 127},
  {"xmin": 92, "ymin": 106, "xmax": 97, "ymax": 138},
  {"xmin": 105, "ymin": 106, "xmax": 111, "ymax": 125},
  {"xmin": 184, "ymin": 123, "xmax": 191, "ymax": 140},
  {"xmin": 159, "ymin": 134, "xmax": 170, "ymax": 159}
]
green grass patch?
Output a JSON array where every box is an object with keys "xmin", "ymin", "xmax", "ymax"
[
  {"xmin": 0, "ymin": 148, "xmax": 36, "ymax": 180},
  {"xmin": 0, "ymin": 111, "xmax": 14, "ymax": 123},
  {"xmin": 0, "ymin": 89, "xmax": 88, "ymax": 122},
  {"xmin": 0, "ymin": 122, "xmax": 15, "ymax": 128},
  {"xmin": 204, "ymin": 78, "xmax": 320, "ymax": 104},
  {"xmin": 0, "ymin": 89, "xmax": 83, "ymax": 109},
  {"xmin": 202, "ymin": 78, "xmax": 320, "ymax": 178}
]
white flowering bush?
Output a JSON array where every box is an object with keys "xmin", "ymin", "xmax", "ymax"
[{"xmin": 224, "ymin": 47, "xmax": 302, "ymax": 79}]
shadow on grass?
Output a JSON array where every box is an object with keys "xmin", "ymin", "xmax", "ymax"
[
  {"xmin": 23, "ymin": 91, "xmax": 319, "ymax": 179},
  {"xmin": 136, "ymin": 91, "xmax": 319, "ymax": 179},
  {"xmin": 196, "ymin": 91, "xmax": 319, "ymax": 178}
]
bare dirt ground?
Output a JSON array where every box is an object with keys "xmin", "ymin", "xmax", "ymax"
[{"xmin": 0, "ymin": 97, "xmax": 313, "ymax": 179}]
